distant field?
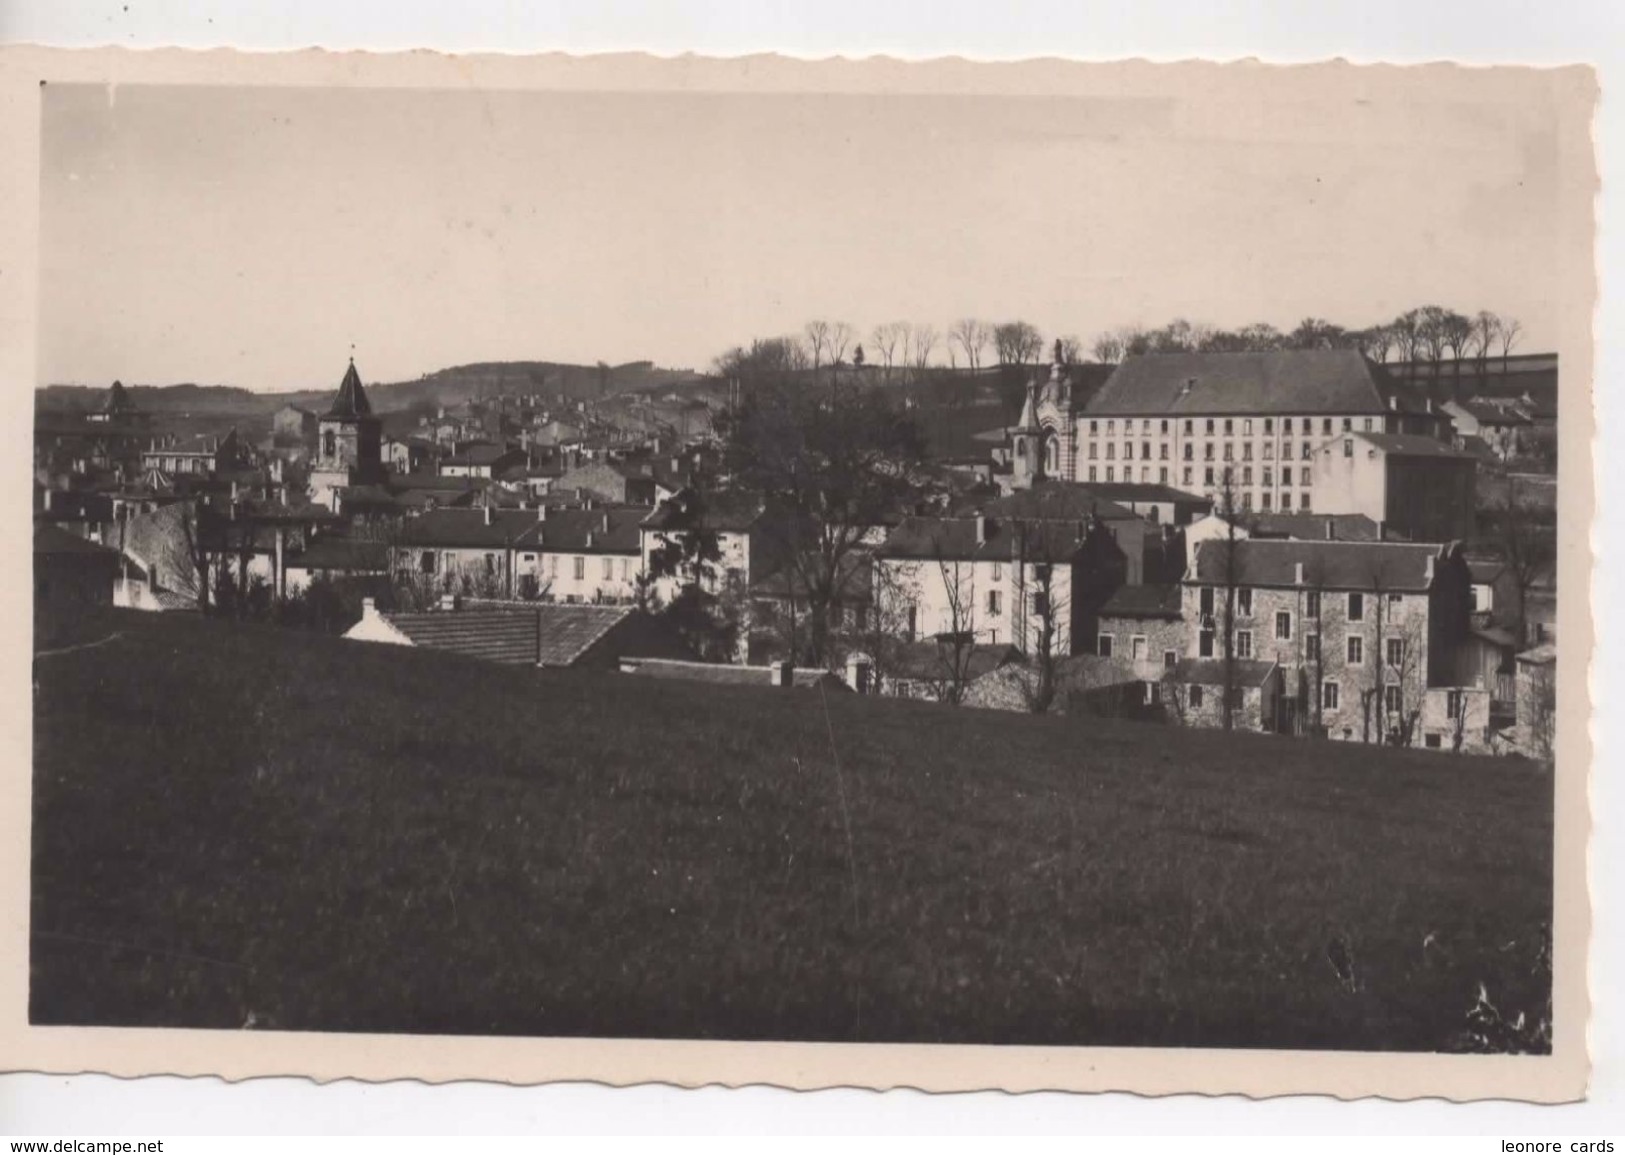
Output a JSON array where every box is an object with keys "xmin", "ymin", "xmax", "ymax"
[{"xmin": 31, "ymin": 610, "xmax": 1553, "ymax": 1050}]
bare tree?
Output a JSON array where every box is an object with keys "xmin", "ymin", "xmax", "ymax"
[
  {"xmin": 1470, "ymin": 310, "xmax": 1503, "ymax": 390},
  {"xmin": 804, "ymin": 320, "xmax": 834, "ymax": 375},
  {"xmin": 1211, "ymin": 468, "xmax": 1244, "ymax": 732},
  {"xmin": 1439, "ymin": 310, "xmax": 1475, "ymax": 390},
  {"xmin": 1011, "ymin": 520, "xmax": 1068, "ymax": 715},
  {"xmin": 1057, "ymin": 334, "xmax": 1085, "ymax": 364},
  {"xmin": 1092, "ymin": 330, "xmax": 1127, "ymax": 364},
  {"xmin": 992, "ymin": 321, "xmax": 1044, "ymax": 368},
  {"xmin": 1496, "ymin": 476, "xmax": 1555, "ymax": 648},
  {"xmin": 907, "ymin": 322, "xmax": 939, "ymax": 375},
  {"xmin": 1497, "ymin": 316, "xmax": 1524, "ymax": 371},
  {"xmin": 870, "ymin": 322, "xmax": 905, "ymax": 385},
  {"xmin": 929, "ymin": 533, "xmax": 981, "ymax": 706},
  {"xmin": 949, "ymin": 318, "xmax": 991, "ymax": 373},
  {"xmin": 1358, "ymin": 324, "xmax": 1396, "ymax": 363}
]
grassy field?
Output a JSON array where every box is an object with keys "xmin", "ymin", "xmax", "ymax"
[{"xmin": 31, "ymin": 609, "xmax": 1553, "ymax": 1050}]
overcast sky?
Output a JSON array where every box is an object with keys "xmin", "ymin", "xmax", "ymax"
[{"xmin": 38, "ymin": 79, "xmax": 1567, "ymax": 392}]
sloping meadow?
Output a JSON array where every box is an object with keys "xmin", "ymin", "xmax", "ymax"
[{"xmin": 31, "ymin": 610, "xmax": 1552, "ymax": 1051}]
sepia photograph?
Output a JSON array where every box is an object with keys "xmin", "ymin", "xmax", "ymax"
[{"xmin": 13, "ymin": 48, "xmax": 1594, "ymax": 1098}]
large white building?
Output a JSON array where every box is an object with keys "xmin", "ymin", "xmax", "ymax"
[{"xmin": 1009, "ymin": 349, "xmax": 1449, "ymax": 514}]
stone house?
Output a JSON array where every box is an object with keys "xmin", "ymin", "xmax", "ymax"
[
  {"xmin": 1167, "ymin": 657, "xmax": 1283, "ymax": 732},
  {"xmin": 1095, "ymin": 583, "xmax": 1186, "ymax": 683},
  {"xmin": 34, "ymin": 523, "xmax": 120, "ymax": 612},
  {"xmin": 1185, "ymin": 537, "xmax": 1474, "ymax": 745}
]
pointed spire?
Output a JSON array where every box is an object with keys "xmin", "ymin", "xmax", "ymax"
[
  {"xmin": 1015, "ymin": 378, "xmax": 1040, "ymax": 432},
  {"xmin": 327, "ymin": 357, "xmax": 373, "ymax": 419}
]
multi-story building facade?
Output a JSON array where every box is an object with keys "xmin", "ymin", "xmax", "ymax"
[
  {"xmin": 1183, "ymin": 537, "xmax": 1473, "ymax": 744},
  {"xmin": 511, "ymin": 506, "xmax": 647, "ymax": 604},
  {"xmin": 1011, "ymin": 348, "xmax": 1449, "ymax": 516}
]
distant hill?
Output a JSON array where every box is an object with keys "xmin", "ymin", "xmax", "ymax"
[{"xmin": 36, "ymin": 359, "xmax": 708, "ymax": 418}]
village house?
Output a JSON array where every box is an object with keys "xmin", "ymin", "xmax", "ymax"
[
  {"xmin": 1167, "ymin": 658, "xmax": 1284, "ymax": 733},
  {"xmin": 1440, "ymin": 397, "xmax": 1532, "ymax": 462},
  {"xmin": 872, "ymin": 512, "xmax": 1123, "ymax": 658},
  {"xmin": 551, "ymin": 458, "xmax": 691, "ymax": 507},
  {"xmin": 510, "ymin": 505, "xmax": 649, "ymax": 604},
  {"xmin": 1095, "ymin": 583, "xmax": 1186, "ymax": 685},
  {"xmin": 438, "ymin": 442, "xmax": 528, "ymax": 481},
  {"xmin": 34, "ymin": 523, "xmax": 120, "ymax": 612},
  {"xmin": 391, "ymin": 505, "xmax": 545, "ymax": 598},
  {"xmin": 382, "ymin": 435, "xmax": 435, "ymax": 474},
  {"xmin": 272, "ymin": 403, "xmax": 318, "ymax": 447},
  {"xmin": 1512, "ymin": 642, "xmax": 1558, "ymax": 759},
  {"xmin": 1069, "ymin": 481, "xmax": 1212, "ymax": 527},
  {"xmin": 1184, "ymin": 537, "xmax": 1476, "ymax": 747},
  {"xmin": 638, "ymin": 489, "xmax": 784, "ymax": 609},
  {"xmin": 1309, "ymin": 430, "xmax": 1477, "ymax": 543},
  {"xmin": 140, "ymin": 427, "xmax": 250, "ymax": 477}
]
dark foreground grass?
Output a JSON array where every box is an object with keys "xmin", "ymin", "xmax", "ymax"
[{"xmin": 31, "ymin": 609, "xmax": 1553, "ymax": 1049}]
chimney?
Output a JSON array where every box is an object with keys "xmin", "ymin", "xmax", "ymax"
[
  {"xmin": 1388, "ymin": 396, "xmax": 1398, "ymax": 412},
  {"xmin": 772, "ymin": 661, "xmax": 794, "ymax": 688},
  {"xmin": 975, "ymin": 515, "xmax": 988, "ymax": 545},
  {"xmin": 601, "ymin": 512, "xmax": 611, "ymax": 533},
  {"xmin": 671, "ymin": 456, "xmax": 681, "ymax": 473},
  {"xmin": 537, "ymin": 504, "xmax": 548, "ymax": 522},
  {"xmin": 361, "ymin": 597, "xmax": 377, "ymax": 617},
  {"xmin": 1376, "ymin": 520, "xmax": 1386, "ymax": 542},
  {"xmin": 230, "ymin": 480, "xmax": 239, "ymax": 501},
  {"xmin": 42, "ymin": 490, "xmax": 52, "ymax": 512},
  {"xmin": 585, "ymin": 532, "xmax": 595, "ymax": 549},
  {"xmin": 1324, "ymin": 517, "xmax": 1335, "ymax": 541},
  {"xmin": 1294, "ymin": 561, "xmax": 1304, "ymax": 585},
  {"xmin": 484, "ymin": 504, "xmax": 494, "ymax": 526},
  {"xmin": 439, "ymin": 593, "xmax": 458, "ymax": 611}
]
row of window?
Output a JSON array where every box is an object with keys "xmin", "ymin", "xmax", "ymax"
[
  {"xmin": 1197, "ymin": 587, "xmax": 1404, "ymax": 626},
  {"xmin": 1088, "ymin": 440, "xmax": 1321, "ymax": 463},
  {"xmin": 1088, "ymin": 415, "xmax": 1377, "ymax": 438},
  {"xmin": 1097, "ymin": 628, "xmax": 1405, "ymax": 667},
  {"xmin": 1176, "ymin": 681, "xmax": 1460, "ymax": 719},
  {"xmin": 419, "ymin": 550, "xmax": 635, "ymax": 583},
  {"xmin": 1083, "ymin": 464, "xmax": 1316, "ymax": 493}
]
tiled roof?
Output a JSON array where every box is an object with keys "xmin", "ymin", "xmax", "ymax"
[
  {"xmin": 513, "ymin": 507, "xmax": 648, "ymax": 554},
  {"xmin": 34, "ymin": 522, "xmax": 118, "ymax": 556},
  {"xmin": 890, "ymin": 642, "xmax": 1021, "ymax": 683},
  {"xmin": 642, "ymin": 489, "xmax": 772, "ymax": 533},
  {"xmin": 1174, "ymin": 657, "xmax": 1279, "ymax": 687},
  {"xmin": 877, "ymin": 514, "xmax": 1091, "ymax": 564},
  {"xmin": 1466, "ymin": 558, "xmax": 1506, "ymax": 583},
  {"xmin": 288, "ymin": 537, "xmax": 389, "ymax": 572},
  {"xmin": 1460, "ymin": 399, "xmax": 1532, "ymax": 426},
  {"xmin": 444, "ymin": 444, "xmax": 521, "ymax": 466},
  {"xmin": 1191, "ymin": 538, "xmax": 1453, "ymax": 592},
  {"xmin": 969, "ymin": 481, "xmax": 1142, "ymax": 523},
  {"xmin": 749, "ymin": 553, "xmax": 873, "ymax": 602},
  {"xmin": 381, "ymin": 604, "xmax": 638, "ymax": 666},
  {"xmin": 1100, "ymin": 583, "xmax": 1183, "ymax": 619},
  {"xmin": 1351, "ymin": 431, "xmax": 1476, "ymax": 459},
  {"xmin": 1243, "ymin": 512, "xmax": 1397, "ymax": 542},
  {"xmin": 396, "ymin": 508, "xmax": 545, "ymax": 549},
  {"xmin": 1084, "ymin": 350, "xmax": 1402, "ymax": 417},
  {"xmin": 327, "ymin": 360, "xmax": 374, "ymax": 419},
  {"xmin": 1068, "ymin": 482, "xmax": 1212, "ymax": 506}
]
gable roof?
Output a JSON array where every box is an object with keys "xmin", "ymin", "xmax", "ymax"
[
  {"xmin": 1099, "ymin": 583, "xmax": 1183, "ymax": 619},
  {"xmin": 1243, "ymin": 512, "xmax": 1397, "ymax": 542},
  {"xmin": 1175, "ymin": 657, "xmax": 1279, "ymax": 687},
  {"xmin": 34, "ymin": 522, "xmax": 118, "ymax": 557},
  {"xmin": 1350, "ymin": 431, "xmax": 1476, "ymax": 460},
  {"xmin": 970, "ymin": 481, "xmax": 1142, "ymax": 523},
  {"xmin": 1068, "ymin": 481, "xmax": 1212, "ymax": 507},
  {"xmin": 890, "ymin": 641, "xmax": 1022, "ymax": 683},
  {"xmin": 326, "ymin": 360, "xmax": 374, "ymax": 419},
  {"xmin": 1191, "ymin": 538, "xmax": 1454, "ymax": 592},
  {"xmin": 877, "ymin": 514, "xmax": 1092, "ymax": 564},
  {"xmin": 396, "ymin": 507, "xmax": 544, "ymax": 549},
  {"xmin": 513, "ymin": 506, "xmax": 648, "ymax": 554},
  {"xmin": 1084, "ymin": 350, "xmax": 1402, "ymax": 417},
  {"xmin": 641, "ymin": 489, "xmax": 773, "ymax": 534},
  {"xmin": 377, "ymin": 604, "xmax": 640, "ymax": 666}
]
